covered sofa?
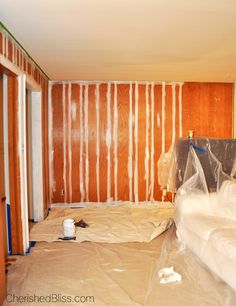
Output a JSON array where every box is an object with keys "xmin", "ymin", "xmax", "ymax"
[
  {"xmin": 171, "ymin": 138, "xmax": 236, "ymax": 290},
  {"xmin": 175, "ymin": 179, "xmax": 236, "ymax": 290}
]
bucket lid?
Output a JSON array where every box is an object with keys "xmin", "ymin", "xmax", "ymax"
[{"xmin": 63, "ymin": 218, "xmax": 75, "ymax": 223}]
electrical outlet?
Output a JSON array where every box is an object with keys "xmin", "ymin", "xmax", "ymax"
[{"xmin": 162, "ymin": 189, "xmax": 167, "ymax": 202}]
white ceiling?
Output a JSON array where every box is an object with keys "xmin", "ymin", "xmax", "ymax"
[{"xmin": 1, "ymin": 0, "xmax": 236, "ymax": 82}]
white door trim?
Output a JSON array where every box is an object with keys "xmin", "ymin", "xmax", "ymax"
[{"xmin": 18, "ymin": 74, "xmax": 29, "ymax": 253}]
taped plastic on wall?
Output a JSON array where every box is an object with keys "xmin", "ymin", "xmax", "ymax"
[{"xmin": 164, "ymin": 137, "xmax": 236, "ymax": 193}]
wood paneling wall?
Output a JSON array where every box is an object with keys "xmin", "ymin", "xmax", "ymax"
[
  {"xmin": 0, "ymin": 25, "xmax": 50, "ymax": 216},
  {"xmin": 0, "ymin": 24, "xmax": 49, "ymax": 253},
  {"xmin": 0, "ymin": 25, "xmax": 47, "ymax": 86},
  {"xmin": 49, "ymin": 82, "xmax": 233, "ymax": 204}
]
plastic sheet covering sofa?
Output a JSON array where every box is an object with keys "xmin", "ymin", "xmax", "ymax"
[{"xmin": 173, "ymin": 138, "xmax": 236, "ymax": 291}]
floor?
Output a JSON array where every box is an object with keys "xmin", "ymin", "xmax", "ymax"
[{"xmin": 3, "ymin": 226, "xmax": 236, "ymax": 306}]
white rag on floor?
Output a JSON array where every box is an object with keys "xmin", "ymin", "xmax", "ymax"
[{"xmin": 158, "ymin": 266, "xmax": 182, "ymax": 284}]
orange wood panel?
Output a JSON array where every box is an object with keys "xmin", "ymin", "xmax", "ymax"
[
  {"xmin": 88, "ymin": 84, "xmax": 97, "ymax": 202},
  {"xmin": 19, "ymin": 51, "xmax": 22, "ymax": 70},
  {"xmin": 64, "ymin": 84, "xmax": 69, "ymax": 203},
  {"xmin": 154, "ymin": 84, "xmax": 163, "ymax": 200},
  {"xmin": 98, "ymin": 84, "xmax": 108, "ymax": 202},
  {"xmin": 182, "ymin": 83, "xmax": 233, "ymax": 138},
  {"xmin": 0, "ymin": 32, "xmax": 2, "ymax": 54},
  {"xmin": 3, "ymin": 36, "xmax": 6, "ymax": 57},
  {"xmin": 27, "ymin": 62, "xmax": 31, "ymax": 76},
  {"xmin": 164, "ymin": 85, "xmax": 173, "ymax": 152},
  {"xmin": 131, "ymin": 83, "xmax": 136, "ymax": 201},
  {"xmin": 16, "ymin": 48, "xmax": 20, "ymax": 67},
  {"xmin": 8, "ymin": 39, "xmax": 12, "ymax": 62},
  {"xmin": 117, "ymin": 84, "xmax": 130, "ymax": 201},
  {"xmin": 137, "ymin": 85, "xmax": 146, "ymax": 201},
  {"xmin": 110, "ymin": 83, "xmax": 115, "ymax": 201},
  {"xmin": 23, "ymin": 57, "xmax": 27, "ymax": 73},
  {"xmin": 52, "ymin": 84, "xmax": 64, "ymax": 203},
  {"xmin": 175, "ymin": 85, "xmax": 180, "ymax": 140},
  {"xmin": 71, "ymin": 84, "xmax": 81, "ymax": 202}
]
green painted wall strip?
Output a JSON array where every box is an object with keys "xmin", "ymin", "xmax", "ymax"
[{"xmin": 0, "ymin": 21, "xmax": 50, "ymax": 80}]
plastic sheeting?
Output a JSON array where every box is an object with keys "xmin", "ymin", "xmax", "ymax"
[
  {"xmin": 167, "ymin": 138, "xmax": 236, "ymax": 193},
  {"xmin": 30, "ymin": 203, "xmax": 174, "ymax": 243},
  {"xmin": 169, "ymin": 138, "xmax": 236, "ymax": 291},
  {"xmin": 145, "ymin": 225, "xmax": 236, "ymax": 306},
  {"xmin": 4, "ymin": 227, "xmax": 236, "ymax": 306}
]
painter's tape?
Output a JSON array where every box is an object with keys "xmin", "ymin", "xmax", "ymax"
[{"xmin": 190, "ymin": 143, "xmax": 207, "ymax": 154}]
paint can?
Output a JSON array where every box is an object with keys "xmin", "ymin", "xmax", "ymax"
[{"xmin": 63, "ymin": 219, "xmax": 75, "ymax": 238}]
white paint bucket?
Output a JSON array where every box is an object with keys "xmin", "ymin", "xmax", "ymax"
[{"xmin": 63, "ymin": 219, "xmax": 75, "ymax": 237}]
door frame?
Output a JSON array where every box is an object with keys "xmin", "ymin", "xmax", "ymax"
[{"xmin": 0, "ymin": 57, "xmax": 43, "ymax": 254}]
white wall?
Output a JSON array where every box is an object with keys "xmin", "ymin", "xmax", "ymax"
[{"xmin": 30, "ymin": 91, "xmax": 44, "ymax": 222}]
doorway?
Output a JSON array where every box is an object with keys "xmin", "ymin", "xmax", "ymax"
[
  {"xmin": 26, "ymin": 89, "xmax": 44, "ymax": 224},
  {"xmin": 0, "ymin": 65, "xmax": 45, "ymax": 256}
]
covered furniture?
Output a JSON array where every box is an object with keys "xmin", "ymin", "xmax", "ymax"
[{"xmin": 174, "ymin": 138, "xmax": 236, "ymax": 290}]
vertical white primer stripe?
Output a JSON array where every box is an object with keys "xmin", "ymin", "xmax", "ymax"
[
  {"xmin": 48, "ymin": 83, "xmax": 54, "ymax": 203},
  {"xmin": 134, "ymin": 82, "xmax": 139, "ymax": 203},
  {"xmin": 113, "ymin": 83, "xmax": 118, "ymax": 201},
  {"xmin": 179, "ymin": 83, "xmax": 183, "ymax": 138},
  {"xmin": 84, "ymin": 84, "xmax": 89, "ymax": 202},
  {"xmin": 62, "ymin": 82, "xmax": 67, "ymax": 203},
  {"xmin": 106, "ymin": 82, "xmax": 111, "ymax": 202},
  {"xmin": 145, "ymin": 83, "xmax": 150, "ymax": 201},
  {"xmin": 161, "ymin": 82, "xmax": 166, "ymax": 154},
  {"xmin": 95, "ymin": 84, "xmax": 100, "ymax": 202},
  {"xmin": 172, "ymin": 84, "xmax": 176, "ymax": 144},
  {"xmin": 79, "ymin": 85, "xmax": 85, "ymax": 202},
  {"xmin": 68, "ymin": 83, "xmax": 72, "ymax": 203},
  {"xmin": 128, "ymin": 82, "xmax": 133, "ymax": 202},
  {"xmin": 150, "ymin": 82, "xmax": 155, "ymax": 201}
]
